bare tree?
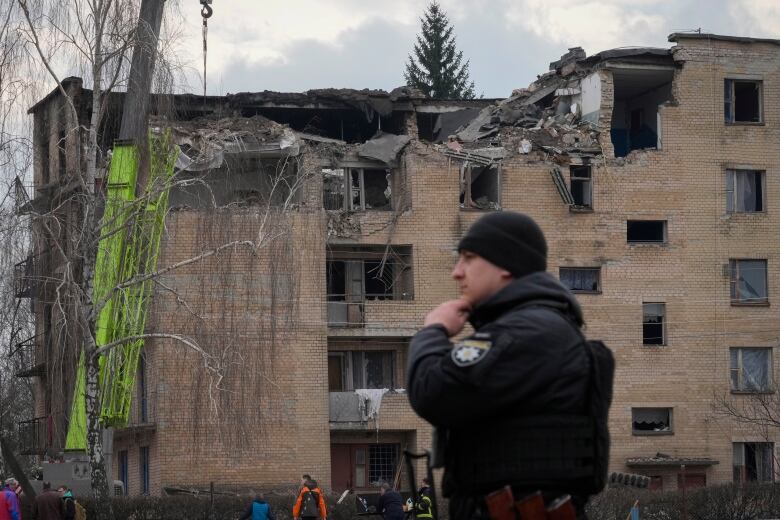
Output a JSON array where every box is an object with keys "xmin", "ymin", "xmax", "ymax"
[{"xmin": 0, "ymin": 0, "xmax": 38, "ymax": 477}]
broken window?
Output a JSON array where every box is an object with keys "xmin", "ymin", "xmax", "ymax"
[
  {"xmin": 323, "ymin": 168, "xmax": 392, "ymax": 211},
  {"xmin": 559, "ymin": 267, "xmax": 600, "ymax": 293},
  {"xmin": 726, "ymin": 169, "xmax": 765, "ymax": 213},
  {"xmin": 725, "ymin": 79, "xmax": 762, "ymax": 123},
  {"xmin": 730, "ymin": 348, "xmax": 772, "ymax": 393},
  {"xmin": 570, "ymin": 166, "xmax": 592, "ymax": 208},
  {"xmin": 327, "ymin": 246, "xmax": 413, "ymax": 326},
  {"xmin": 610, "ymin": 68, "xmax": 673, "ymax": 157},
  {"xmin": 460, "ymin": 163, "xmax": 500, "ymax": 210},
  {"xmin": 328, "ymin": 351, "xmax": 395, "ymax": 391},
  {"xmin": 729, "ymin": 259, "xmax": 768, "ymax": 304},
  {"xmin": 323, "ymin": 169, "xmax": 346, "ymax": 210},
  {"xmin": 733, "ymin": 442, "xmax": 774, "ymax": 483},
  {"xmin": 642, "ymin": 303, "xmax": 666, "ymax": 345},
  {"xmin": 169, "ymin": 156, "xmax": 300, "ymax": 209},
  {"xmin": 632, "ymin": 408, "xmax": 672, "ymax": 435},
  {"xmin": 627, "ymin": 220, "xmax": 666, "ymax": 244}
]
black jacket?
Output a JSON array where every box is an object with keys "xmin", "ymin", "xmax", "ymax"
[
  {"xmin": 376, "ymin": 490, "xmax": 405, "ymax": 520},
  {"xmin": 407, "ymin": 271, "xmax": 589, "ymax": 428},
  {"xmin": 407, "ymin": 271, "xmax": 593, "ymax": 511}
]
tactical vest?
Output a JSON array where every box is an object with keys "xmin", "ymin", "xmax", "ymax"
[{"xmin": 442, "ymin": 339, "xmax": 614, "ymax": 498}]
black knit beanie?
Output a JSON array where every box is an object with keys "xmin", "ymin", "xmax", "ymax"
[{"xmin": 457, "ymin": 211, "xmax": 547, "ymax": 278}]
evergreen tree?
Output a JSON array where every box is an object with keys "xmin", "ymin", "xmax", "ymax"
[{"xmin": 405, "ymin": 2, "xmax": 476, "ymax": 99}]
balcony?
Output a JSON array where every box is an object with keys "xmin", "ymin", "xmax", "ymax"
[
  {"xmin": 13, "ymin": 256, "xmax": 36, "ymax": 298},
  {"xmin": 17, "ymin": 416, "xmax": 50, "ymax": 456},
  {"xmin": 10, "ymin": 333, "xmax": 44, "ymax": 378},
  {"xmin": 327, "ymin": 299, "xmax": 365, "ymax": 327}
]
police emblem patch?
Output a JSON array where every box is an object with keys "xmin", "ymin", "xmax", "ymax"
[{"xmin": 451, "ymin": 339, "xmax": 492, "ymax": 366}]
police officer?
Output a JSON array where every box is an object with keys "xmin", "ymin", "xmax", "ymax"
[{"xmin": 406, "ymin": 212, "xmax": 606, "ymax": 520}]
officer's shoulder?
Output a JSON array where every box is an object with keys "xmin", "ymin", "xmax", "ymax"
[{"xmin": 497, "ymin": 304, "xmax": 570, "ymax": 326}]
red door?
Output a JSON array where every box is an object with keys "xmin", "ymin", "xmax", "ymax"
[{"xmin": 331, "ymin": 445, "xmax": 353, "ymax": 493}]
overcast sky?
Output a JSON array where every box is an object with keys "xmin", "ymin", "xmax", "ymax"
[{"xmin": 166, "ymin": 0, "xmax": 779, "ymax": 98}]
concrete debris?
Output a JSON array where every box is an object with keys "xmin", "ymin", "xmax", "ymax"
[
  {"xmin": 431, "ymin": 108, "xmax": 483, "ymax": 142},
  {"xmin": 357, "ymin": 132, "xmax": 411, "ymax": 165},
  {"xmin": 519, "ymin": 139, "xmax": 532, "ymax": 154},
  {"xmin": 327, "ymin": 212, "xmax": 361, "ymax": 238}
]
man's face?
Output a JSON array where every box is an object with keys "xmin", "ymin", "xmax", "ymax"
[{"xmin": 452, "ymin": 251, "xmax": 512, "ymax": 306}]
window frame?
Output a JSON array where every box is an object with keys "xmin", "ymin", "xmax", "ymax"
[
  {"xmin": 724, "ymin": 78, "xmax": 764, "ymax": 124},
  {"xmin": 569, "ymin": 165, "xmax": 593, "ymax": 209},
  {"xmin": 733, "ymin": 442, "xmax": 775, "ymax": 483},
  {"xmin": 460, "ymin": 163, "xmax": 501, "ymax": 211},
  {"xmin": 559, "ymin": 267, "xmax": 601, "ymax": 294},
  {"xmin": 323, "ymin": 167, "xmax": 392, "ymax": 211},
  {"xmin": 726, "ymin": 169, "xmax": 766, "ymax": 213},
  {"xmin": 118, "ymin": 450, "xmax": 129, "ymax": 495},
  {"xmin": 326, "ymin": 246, "xmax": 414, "ymax": 303},
  {"xmin": 631, "ymin": 407, "xmax": 673, "ymax": 436},
  {"xmin": 138, "ymin": 354, "xmax": 148, "ymax": 423},
  {"xmin": 328, "ymin": 350, "xmax": 396, "ymax": 391},
  {"xmin": 332, "ymin": 443, "xmax": 400, "ymax": 491},
  {"xmin": 730, "ymin": 347, "xmax": 774, "ymax": 394},
  {"xmin": 627, "ymin": 220, "xmax": 667, "ymax": 244},
  {"xmin": 642, "ymin": 302, "xmax": 666, "ymax": 346},
  {"xmin": 139, "ymin": 446, "xmax": 150, "ymax": 495},
  {"xmin": 729, "ymin": 259, "xmax": 769, "ymax": 305}
]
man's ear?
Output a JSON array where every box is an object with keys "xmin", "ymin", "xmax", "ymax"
[{"xmin": 499, "ymin": 269, "xmax": 513, "ymax": 280}]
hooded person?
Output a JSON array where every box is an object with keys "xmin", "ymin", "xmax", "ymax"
[{"xmin": 406, "ymin": 211, "xmax": 611, "ymax": 520}]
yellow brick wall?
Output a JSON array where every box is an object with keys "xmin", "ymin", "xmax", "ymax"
[{"xmin": 110, "ymin": 36, "xmax": 780, "ymax": 495}]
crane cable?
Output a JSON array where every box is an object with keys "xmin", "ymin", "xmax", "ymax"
[{"xmin": 200, "ymin": 1, "xmax": 213, "ymax": 102}]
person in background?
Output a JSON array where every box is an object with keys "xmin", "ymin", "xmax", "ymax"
[
  {"xmin": 32, "ymin": 482, "xmax": 63, "ymax": 520},
  {"xmin": 293, "ymin": 478, "xmax": 327, "ymax": 520},
  {"xmin": 56, "ymin": 486, "xmax": 74, "ymax": 520},
  {"xmin": 239, "ymin": 492, "xmax": 275, "ymax": 520},
  {"xmin": 413, "ymin": 478, "xmax": 433, "ymax": 520},
  {"xmin": 1, "ymin": 479, "xmax": 20, "ymax": 520},
  {"xmin": 377, "ymin": 483, "xmax": 404, "ymax": 520}
]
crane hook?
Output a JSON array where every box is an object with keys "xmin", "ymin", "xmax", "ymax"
[{"xmin": 200, "ymin": 0, "xmax": 213, "ymax": 19}]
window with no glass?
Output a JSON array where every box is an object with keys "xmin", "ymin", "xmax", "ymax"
[
  {"xmin": 724, "ymin": 79, "xmax": 762, "ymax": 123},
  {"xmin": 632, "ymin": 407, "xmax": 672, "ymax": 435},
  {"xmin": 323, "ymin": 167, "xmax": 393, "ymax": 211},
  {"xmin": 460, "ymin": 164, "xmax": 500, "ymax": 210},
  {"xmin": 569, "ymin": 165, "xmax": 592, "ymax": 208},
  {"xmin": 627, "ymin": 220, "xmax": 667, "ymax": 243}
]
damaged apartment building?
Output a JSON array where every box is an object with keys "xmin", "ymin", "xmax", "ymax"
[{"xmin": 12, "ymin": 32, "xmax": 780, "ymax": 496}]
